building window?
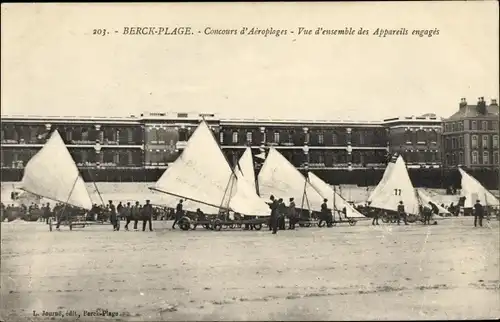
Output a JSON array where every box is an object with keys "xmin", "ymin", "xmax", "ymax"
[
  {"xmin": 471, "ymin": 151, "xmax": 478, "ymax": 164},
  {"xmin": 459, "ymin": 136, "xmax": 463, "ymax": 148},
  {"xmin": 493, "ymin": 135, "xmax": 499, "ymax": 148},
  {"xmin": 459, "ymin": 152, "xmax": 464, "ymax": 165},
  {"xmin": 232, "ymin": 132, "xmax": 238, "ymax": 144},
  {"xmin": 482, "ymin": 121, "xmax": 488, "ymax": 130},
  {"xmin": 483, "ymin": 151, "xmax": 489, "ymax": 164},
  {"xmin": 493, "ymin": 151, "xmax": 499, "ymax": 165},
  {"xmin": 246, "ymin": 132, "xmax": 252, "ymax": 144},
  {"xmin": 318, "ymin": 154, "xmax": 324, "ymax": 164},
  {"xmin": 482, "ymin": 135, "xmax": 488, "ymax": 148},
  {"xmin": 332, "ymin": 133, "xmax": 337, "ymax": 145},
  {"xmin": 471, "ymin": 135, "xmax": 478, "ymax": 148},
  {"xmin": 460, "ymin": 121, "xmax": 464, "ymax": 131},
  {"xmin": 273, "ymin": 132, "xmax": 280, "ymax": 143},
  {"xmin": 445, "ymin": 153, "xmax": 450, "ymax": 166},
  {"xmin": 471, "ymin": 121, "xmax": 477, "ymax": 130},
  {"xmin": 220, "ymin": 132, "xmax": 224, "ymax": 144},
  {"xmin": 318, "ymin": 133, "xmax": 324, "ymax": 145},
  {"xmin": 493, "ymin": 121, "xmax": 499, "ymax": 131}
]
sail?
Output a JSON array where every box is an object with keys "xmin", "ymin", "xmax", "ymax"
[
  {"xmin": 20, "ymin": 130, "xmax": 93, "ymax": 210},
  {"xmin": 459, "ymin": 168, "xmax": 499, "ymax": 208},
  {"xmin": 308, "ymin": 172, "xmax": 366, "ymax": 218},
  {"xmin": 151, "ymin": 121, "xmax": 270, "ymax": 217},
  {"xmin": 236, "ymin": 147, "xmax": 257, "ymax": 193},
  {"xmin": 368, "ymin": 155, "xmax": 420, "ymax": 215},
  {"xmin": 368, "ymin": 160, "xmax": 396, "ymax": 203},
  {"xmin": 416, "ymin": 190, "xmax": 448, "ymax": 216},
  {"xmin": 258, "ymin": 147, "xmax": 325, "ymax": 210}
]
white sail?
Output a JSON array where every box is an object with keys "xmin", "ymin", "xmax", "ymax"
[
  {"xmin": 236, "ymin": 147, "xmax": 257, "ymax": 193},
  {"xmin": 151, "ymin": 121, "xmax": 270, "ymax": 217},
  {"xmin": 416, "ymin": 190, "xmax": 448, "ymax": 216},
  {"xmin": 258, "ymin": 147, "xmax": 325, "ymax": 210},
  {"xmin": 20, "ymin": 130, "xmax": 93, "ymax": 210},
  {"xmin": 459, "ymin": 168, "xmax": 499, "ymax": 208},
  {"xmin": 308, "ymin": 172, "xmax": 366, "ymax": 218},
  {"xmin": 367, "ymin": 161, "xmax": 396, "ymax": 203},
  {"xmin": 368, "ymin": 155, "xmax": 420, "ymax": 215}
]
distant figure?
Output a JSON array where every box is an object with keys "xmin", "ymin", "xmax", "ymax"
[
  {"xmin": 288, "ymin": 197, "xmax": 297, "ymax": 230},
  {"xmin": 372, "ymin": 210, "xmax": 380, "ymax": 226},
  {"xmin": 397, "ymin": 201, "xmax": 408, "ymax": 225},
  {"xmin": 422, "ymin": 202, "xmax": 433, "ymax": 225},
  {"xmin": 321, "ymin": 198, "xmax": 333, "ymax": 227},
  {"xmin": 109, "ymin": 200, "xmax": 119, "ymax": 231},
  {"xmin": 473, "ymin": 200, "xmax": 484, "ymax": 227},
  {"xmin": 269, "ymin": 195, "xmax": 279, "ymax": 234},
  {"xmin": 278, "ymin": 198, "xmax": 286, "ymax": 230},
  {"xmin": 172, "ymin": 199, "xmax": 183, "ymax": 229},
  {"xmin": 195, "ymin": 208, "xmax": 205, "ymax": 221},
  {"xmin": 124, "ymin": 202, "xmax": 133, "ymax": 230},
  {"xmin": 132, "ymin": 201, "xmax": 141, "ymax": 230},
  {"xmin": 142, "ymin": 200, "xmax": 153, "ymax": 232},
  {"xmin": 117, "ymin": 202, "xmax": 123, "ymax": 219},
  {"xmin": 43, "ymin": 203, "xmax": 52, "ymax": 224}
]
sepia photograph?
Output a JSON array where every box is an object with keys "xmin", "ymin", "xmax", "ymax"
[{"xmin": 1, "ymin": 2, "xmax": 499, "ymax": 321}]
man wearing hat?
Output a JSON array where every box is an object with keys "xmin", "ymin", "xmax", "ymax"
[{"xmin": 142, "ymin": 199, "xmax": 153, "ymax": 232}]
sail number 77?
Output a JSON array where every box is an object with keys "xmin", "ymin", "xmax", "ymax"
[{"xmin": 394, "ymin": 189, "xmax": 402, "ymax": 196}]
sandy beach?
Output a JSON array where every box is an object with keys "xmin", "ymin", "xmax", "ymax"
[{"xmin": 1, "ymin": 217, "xmax": 499, "ymax": 321}]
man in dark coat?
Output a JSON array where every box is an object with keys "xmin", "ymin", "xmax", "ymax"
[
  {"xmin": 269, "ymin": 195, "xmax": 279, "ymax": 234},
  {"xmin": 278, "ymin": 198, "xmax": 286, "ymax": 230},
  {"xmin": 288, "ymin": 197, "xmax": 297, "ymax": 230},
  {"xmin": 473, "ymin": 199, "xmax": 484, "ymax": 227},
  {"xmin": 397, "ymin": 201, "xmax": 408, "ymax": 225},
  {"xmin": 109, "ymin": 200, "xmax": 119, "ymax": 231},
  {"xmin": 142, "ymin": 200, "xmax": 154, "ymax": 232},
  {"xmin": 43, "ymin": 203, "xmax": 52, "ymax": 224},
  {"xmin": 321, "ymin": 199, "xmax": 333, "ymax": 227},
  {"xmin": 172, "ymin": 199, "xmax": 183, "ymax": 229}
]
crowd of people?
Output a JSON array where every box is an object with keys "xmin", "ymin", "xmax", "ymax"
[{"xmin": 0, "ymin": 195, "xmax": 496, "ymax": 230}]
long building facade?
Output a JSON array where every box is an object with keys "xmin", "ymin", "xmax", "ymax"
[{"xmin": 1, "ymin": 102, "xmax": 498, "ymax": 189}]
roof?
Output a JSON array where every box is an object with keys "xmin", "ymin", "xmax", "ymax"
[{"xmin": 446, "ymin": 104, "xmax": 499, "ymax": 121}]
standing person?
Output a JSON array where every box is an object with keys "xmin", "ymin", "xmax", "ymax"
[
  {"xmin": 124, "ymin": 202, "xmax": 133, "ymax": 231},
  {"xmin": 109, "ymin": 200, "xmax": 118, "ymax": 231},
  {"xmin": 269, "ymin": 195, "xmax": 279, "ymax": 234},
  {"xmin": 142, "ymin": 200, "xmax": 153, "ymax": 232},
  {"xmin": 288, "ymin": 197, "xmax": 297, "ymax": 230},
  {"xmin": 473, "ymin": 200, "xmax": 484, "ymax": 227},
  {"xmin": 172, "ymin": 199, "xmax": 183, "ymax": 229},
  {"xmin": 132, "ymin": 201, "xmax": 140, "ymax": 231},
  {"xmin": 320, "ymin": 199, "xmax": 333, "ymax": 227},
  {"xmin": 372, "ymin": 210, "xmax": 380, "ymax": 225},
  {"xmin": 278, "ymin": 198, "xmax": 286, "ymax": 230},
  {"xmin": 422, "ymin": 202, "xmax": 432, "ymax": 225},
  {"xmin": 43, "ymin": 202, "xmax": 52, "ymax": 224},
  {"xmin": 117, "ymin": 202, "xmax": 123, "ymax": 219},
  {"xmin": 397, "ymin": 201, "xmax": 408, "ymax": 225}
]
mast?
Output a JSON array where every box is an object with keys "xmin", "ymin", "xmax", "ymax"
[{"xmin": 55, "ymin": 174, "xmax": 81, "ymax": 220}]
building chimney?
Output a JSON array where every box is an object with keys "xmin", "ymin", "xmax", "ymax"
[
  {"xmin": 459, "ymin": 98, "xmax": 467, "ymax": 110},
  {"xmin": 477, "ymin": 97, "xmax": 487, "ymax": 115},
  {"xmin": 490, "ymin": 98, "xmax": 498, "ymax": 106}
]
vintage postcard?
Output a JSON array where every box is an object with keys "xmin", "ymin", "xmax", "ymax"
[{"xmin": 1, "ymin": 2, "xmax": 499, "ymax": 321}]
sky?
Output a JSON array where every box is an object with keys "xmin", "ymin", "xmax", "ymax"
[{"xmin": 1, "ymin": 2, "xmax": 499, "ymax": 121}]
